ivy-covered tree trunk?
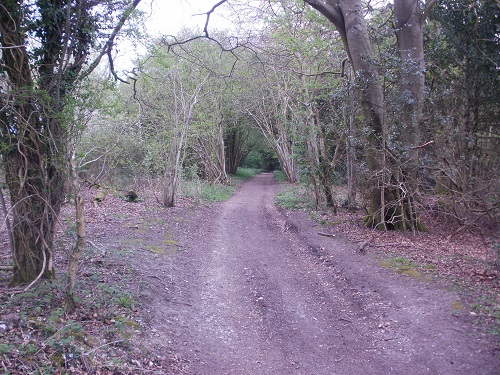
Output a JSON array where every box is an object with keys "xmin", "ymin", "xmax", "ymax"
[
  {"xmin": 0, "ymin": 0, "xmax": 141, "ymax": 285},
  {"xmin": 1, "ymin": 3, "xmax": 67, "ymax": 284},
  {"xmin": 3, "ymin": 145, "xmax": 66, "ymax": 284}
]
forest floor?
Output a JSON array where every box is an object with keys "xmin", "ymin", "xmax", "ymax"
[{"xmin": 0, "ymin": 173, "xmax": 498, "ymax": 374}]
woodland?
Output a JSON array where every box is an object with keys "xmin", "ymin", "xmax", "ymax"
[{"xmin": 0, "ymin": 0, "xmax": 498, "ymax": 373}]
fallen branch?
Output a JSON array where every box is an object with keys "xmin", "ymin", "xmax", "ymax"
[
  {"xmin": 357, "ymin": 239, "xmax": 414, "ymax": 253},
  {"xmin": 318, "ymin": 232, "xmax": 335, "ymax": 238},
  {"xmin": 411, "ymin": 140, "xmax": 434, "ymax": 149},
  {"xmin": 358, "ymin": 239, "xmax": 371, "ymax": 254},
  {"xmin": 87, "ymin": 240, "xmax": 105, "ymax": 254},
  {"xmin": 167, "ymin": 299, "xmax": 192, "ymax": 307},
  {"xmin": 0, "ymin": 266, "xmax": 13, "ymax": 270},
  {"xmin": 84, "ymin": 339, "xmax": 124, "ymax": 356},
  {"xmin": 371, "ymin": 242, "xmax": 413, "ymax": 248},
  {"xmin": 446, "ymin": 212, "xmax": 487, "ymax": 240},
  {"xmin": 145, "ymin": 274, "xmax": 162, "ymax": 281}
]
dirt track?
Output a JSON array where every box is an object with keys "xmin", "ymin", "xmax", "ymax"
[{"xmin": 133, "ymin": 173, "xmax": 497, "ymax": 374}]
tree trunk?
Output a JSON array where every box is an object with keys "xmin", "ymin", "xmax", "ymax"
[
  {"xmin": 225, "ymin": 125, "xmax": 249, "ymax": 175},
  {"xmin": 4, "ymin": 143, "xmax": 64, "ymax": 285},
  {"xmin": 163, "ymin": 165, "xmax": 178, "ymax": 208},
  {"xmin": 394, "ymin": 0, "xmax": 425, "ymax": 155},
  {"xmin": 305, "ymin": 0, "xmax": 432, "ymax": 231},
  {"xmin": 1, "ymin": 0, "xmax": 141, "ymax": 285},
  {"xmin": 345, "ymin": 73, "xmax": 357, "ymax": 208},
  {"xmin": 305, "ymin": 0, "xmax": 384, "ymax": 218},
  {"xmin": 317, "ymin": 116, "xmax": 337, "ymax": 211},
  {"xmin": 66, "ymin": 157, "xmax": 86, "ymax": 311}
]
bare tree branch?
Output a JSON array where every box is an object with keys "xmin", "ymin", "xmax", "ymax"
[
  {"xmin": 421, "ymin": 0, "xmax": 439, "ymax": 24},
  {"xmin": 80, "ymin": 0, "xmax": 142, "ymax": 81},
  {"xmin": 194, "ymin": 0, "xmax": 228, "ymax": 37}
]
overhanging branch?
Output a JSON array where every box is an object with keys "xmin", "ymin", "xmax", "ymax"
[
  {"xmin": 80, "ymin": 0, "xmax": 142, "ymax": 81},
  {"xmin": 421, "ymin": 0, "xmax": 439, "ymax": 23}
]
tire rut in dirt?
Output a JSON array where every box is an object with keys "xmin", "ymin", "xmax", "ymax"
[
  {"xmin": 134, "ymin": 174, "xmax": 498, "ymax": 374},
  {"xmin": 183, "ymin": 174, "xmax": 391, "ymax": 374}
]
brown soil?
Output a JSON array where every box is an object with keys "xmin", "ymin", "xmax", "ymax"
[
  {"xmin": 123, "ymin": 173, "xmax": 497, "ymax": 374},
  {"xmin": 1, "ymin": 173, "xmax": 498, "ymax": 374}
]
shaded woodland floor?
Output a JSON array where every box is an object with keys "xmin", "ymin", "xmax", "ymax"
[{"xmin": 0, "ymin": 175, "xmax": 498, "ymax": 373}]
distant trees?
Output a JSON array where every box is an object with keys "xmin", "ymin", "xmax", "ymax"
[
  {"xmin": 237, "ymin": 0, "xmax": 497, "ymax": 230},
  {"xmin": 245, "ymin": 1, "xmax": 349, "ymax": 207},
  {"xmin": 132, "ymin": 34, "xmax": 244, "ymax": 206},
  {"xmin": 133, "ymin": 45, "xmax": 210, "ymax": 206},
  {"xmin": 87, "ymin": 0, "xmax": 496, "ymax": 233},
  {"xmin": 246, "ymin": 61, "xmax": 300, "ymax": 183}
]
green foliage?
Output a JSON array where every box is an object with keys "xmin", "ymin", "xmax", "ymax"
[
  {"xmin": 114, "ymin": 293, "xmax": 136, "ymax": 309},
  {"xmin": 77, "ymin": 108, "xmax": 147, "ymax": 189},
  {"xmin": 240, "ymin": 129, "xmax": 281, "ymax": 172},
  {"xmin": 241, "ymin": 150, "xmax": 261, "ymax": 168},
  {"xmin": 381, "ymin": 257, "xmax": 419, "ymax": 270},
  {"xmin": 422, "ymin": 0, "xmax": 499, "ymax": 226},
  {"xmin": 377, "ymin": 257, "xmax": 437, "ymax": 279},
  {"xmin": 0, "ymin": 257, "xmax": 142, "ymax": 372},
  {"xmin": 273, "ymin": 170, "xmax": 287, "ymax": 182},
  {"xmin": 0, "ymin": 344, "xmax": 14, "ymax": 355},
  {"xmin": 275, "ymin": 184, "xmax": 315, "ymax": 210},
  {"xmin": 181, "ymin": 178, "xmax": 236, "ymax": 202},
  {"xmin": 470, "ymin": 295, "xmax": 500, "ymax": 335},
  {"xmin": 200, "ymin": 184, "xmax": 236, "ymax": 202},
  {"xmin": 234, "ymin": 167, "xmax": 261, "ymax": 179},
  {"xmin": 242, "ymin": 148, "xmax": 281, "ymax": 171}
]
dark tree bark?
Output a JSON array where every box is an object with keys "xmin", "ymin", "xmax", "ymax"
[
  {"xmin": 0, "ymin": 0, "xmax": 141, "ymax": 285},
  {"xmin": 225, "ymin": 125, "xmax": 249, "ymax": 175}
]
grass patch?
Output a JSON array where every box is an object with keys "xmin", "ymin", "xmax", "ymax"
[
  {"xmin": 162, "ymin": 239, "xmax": 180, "ymax": 246},
  {"xmin": 381, "ymin": 256, "xmax": 419, "ymax": 269},
  {"xmin": 181, "ymin": 179, "xmax": 237, "ymax": 202},
  {"xmin": 273, "ymin": 170, "xmax": 287, "ymax": 182},
  {"xmin": 379, "ymin": 256, "xmax": 423, "ymax": 278},
  {"xmin": 234, "ymin": 167, "xmax": 262, "ymax": 179},
  {"xmin": 144, "ymin": 245, "xmax": 164, "ymax": 254},
  {"xmin": 200, "ymin": 183, "xmax": 236, "ymax": 202},
  {"xmin": 470, "ymin": 295, "xmax": 500, "ymax": 335},
  {"xmin": 275, "ymin": 184, "xmax": 315, "ymax": 210},
  {"xmin": 159, "ymin": 235, "xmax": 181, "ymax": 256}
]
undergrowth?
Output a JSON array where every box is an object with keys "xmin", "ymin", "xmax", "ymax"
[
  {"xmin": 200, "ymin": 184, "xmax": 236, "ymax": 202},
  {"xmin": 180, "ymin": 178, "xmax": 237, "ymax": 202},
  {"xmin": 235, "ymin": 167, "xmax": 262, "ymax": 180},
  {"xmin": 0, "ymin": 252, "xmax": 144, "ymax": 373},
  {"xmin": 273, "ymin": 170, "xmax": 287, "ymax": 182},
  {"xmin": 275, "ymin": 183, "xmax": 315, "ymax": 210}
]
